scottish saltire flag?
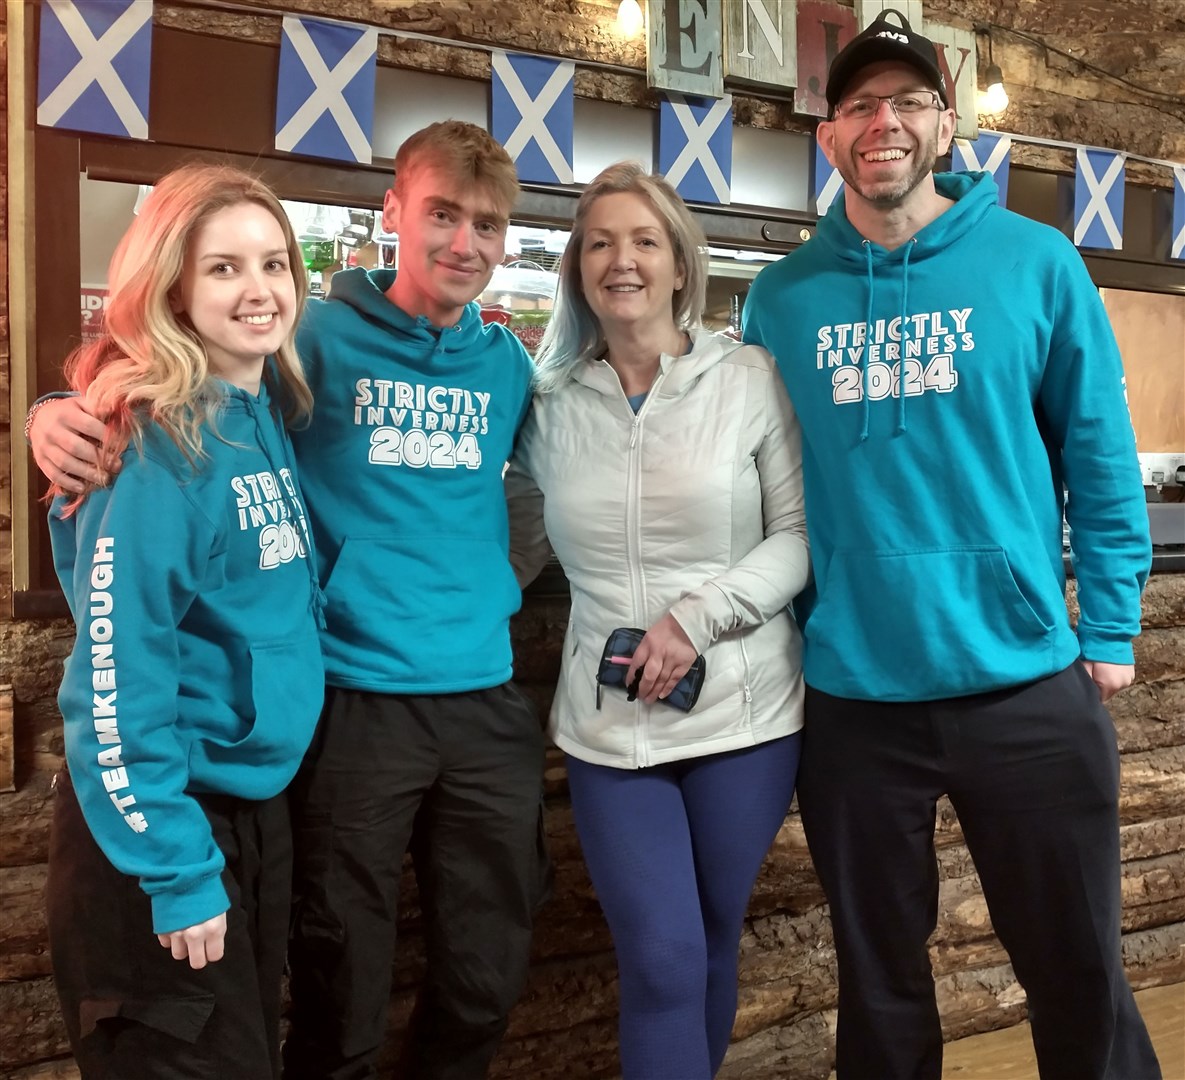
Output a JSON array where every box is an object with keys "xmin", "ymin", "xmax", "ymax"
[
  {"xmin": 953, "ymin": 132, "xmax": 1012, "ymax": 207},
  {"xmin": 659, "ymin": 93, "xmax": 733, "ymax": 205},
  {"xmin": 812, "ymin": 139, "xmax": 843, "ymax": 216},
  {"xmin": 1171, "ymin": 167, "xmax": 1185, "ymax": 261},
  {"xmin": 491, "ymin": 52, "xmax": 574, "ymax": 184},
  {"xmin": 1074, "ymin": 147, "xmax": 1125, "ymax": 250},
  {"xmin": 37, "ymin": 0, "xmax": 153, "ymax": 139},
  {"xmin": 275, "ymin": 16, "xmax": 378, "ymax": 164}
]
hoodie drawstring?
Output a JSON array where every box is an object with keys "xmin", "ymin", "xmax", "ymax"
[
  {"xmin": 860, "ymin": 237, "xmax": 916, "ymax": 442},
  {"xmin": 859, "ymin": 241, "xmax": 874, "ymax": 443},
  {"xmin": 896, "ymin": 238, "xmax": 916, "ymax": 436}
]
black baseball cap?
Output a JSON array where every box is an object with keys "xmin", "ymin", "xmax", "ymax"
[{"xmin": 826, "ymin": 8, "xmax": 948, "ymax": 111}]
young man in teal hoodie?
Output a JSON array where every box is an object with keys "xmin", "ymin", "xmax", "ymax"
[
  {"xmin": 30, "ymin": 122, "xmax": 544, "ymax": 1080},
  {"xmin": 744, "ymin": 10, "xmax": 1159, "ymax": 1080}
]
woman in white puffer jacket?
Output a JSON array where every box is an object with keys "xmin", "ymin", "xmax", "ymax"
[{"xmin": 506, "ymin": 162, "xmax": 809, "ymax": 1080}]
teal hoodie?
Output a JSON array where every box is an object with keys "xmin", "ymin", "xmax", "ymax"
[
  {"xmin": 51, "ymin": 380, "xmax": 325, "ymax": 934},
  {"xmin": 744, "ymin": 171, "xmax": 1150, "ymax": 702},
  {"xmin": 294, "ymin": 268, "xmax": 534, "ymax": 693}
]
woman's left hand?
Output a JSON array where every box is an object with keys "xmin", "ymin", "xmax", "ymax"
[{"xmin": 626, "ymin": 614, "xmax": 698, "ymax": 705}]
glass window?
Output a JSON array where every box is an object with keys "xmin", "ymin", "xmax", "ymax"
[
  {"xmin": 1101, "ymin": 288, "xmax": 1185, "ymax": 496},
  {"xmin": 479, "ymin": 223, "xmax": 783, "ymax": 354}
]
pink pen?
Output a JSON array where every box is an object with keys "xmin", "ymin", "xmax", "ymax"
[{"xmin": 608, "ymin": 656, "xmax": 634, "ymax": 664}]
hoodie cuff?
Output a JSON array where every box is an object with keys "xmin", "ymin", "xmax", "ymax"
[
  {"xmin": 149, "ymin": 875, "xmax": 231, "ymax": 937},
  {"xmin": 1077, "ymin": 630, "xmax": 1136, "ymax": 667}
]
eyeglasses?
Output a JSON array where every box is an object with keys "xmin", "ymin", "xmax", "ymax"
[{"xmin": 832, "ymin": 90, "xmax": 942, "ymax": 121}]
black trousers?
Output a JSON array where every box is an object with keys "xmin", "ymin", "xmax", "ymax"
[
  {"xmin": 798, "ymin": 661, "xmax": 1161, "ymax": 1080},
  {"xmin": 282, "ymin": 683, "xmax": 549, "ymax": 1080},
  {"xmin": 47, "ymin": 768, "xmax": 292, "ymax": 1079}
]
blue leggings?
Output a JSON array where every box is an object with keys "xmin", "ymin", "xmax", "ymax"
[{"xmin": 565, "ymin": 734, "xmax": 801, "ymax": 1079}]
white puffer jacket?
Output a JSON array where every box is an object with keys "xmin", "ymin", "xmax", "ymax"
[{"xmin": 507, "ymin": 329, "xmax": 810, "ymax": 769}]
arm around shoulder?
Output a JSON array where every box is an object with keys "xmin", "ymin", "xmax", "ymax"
[{"xmin": 29, "ymin": 394, "xmax": 119, "ymax": 492}]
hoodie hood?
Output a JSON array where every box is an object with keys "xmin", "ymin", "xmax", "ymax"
[
  {"xmin": 325, "ymin": 266, "xmax": 489, "ymax": 358},
  {"xmin": 817, "ymin": 171, "xmax": 998, "ymax": 269}
]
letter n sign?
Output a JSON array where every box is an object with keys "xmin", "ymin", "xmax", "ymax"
[
  {"xmin": 648, "ymin": 0, "xmax": 724, "ymax": 98},
  {"xmin": 724, "ymin": 0, "xmax": 797, "ymax": 92}
]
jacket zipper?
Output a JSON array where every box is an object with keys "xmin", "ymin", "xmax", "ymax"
[
  {"xmin": 626, "ymin": 373, "xmax": 666, "ymax": 768},
  {"xmin": 738, "ymin": 635, "xmax": 753, "ymax": 705}
]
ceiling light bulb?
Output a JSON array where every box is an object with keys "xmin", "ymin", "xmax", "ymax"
[
  {"xmin": 982, "ymin": 63, "xmax": 1009, "ymax": 113},
  {"xmin": 617, "ymin": 0, "xmax": 644, "ymax": 38}
]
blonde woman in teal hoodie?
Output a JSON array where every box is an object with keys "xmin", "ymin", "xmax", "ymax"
[{"xmin": 45, "ymin": 165, "xmax": 324, "ymax": 1079}]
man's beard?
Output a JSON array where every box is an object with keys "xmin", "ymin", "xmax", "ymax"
[{"xmin": 837, "ymin": 131, "xmax": 940, "ymax": 209}]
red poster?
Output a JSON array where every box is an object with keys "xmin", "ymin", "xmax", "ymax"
[
  {"xmin": 795, "ymin": 1, "xmax": 858, "ymax": 118},
  {"xmin": 81, "ymin": 286, "xmax": 109, "ymax": 344}
]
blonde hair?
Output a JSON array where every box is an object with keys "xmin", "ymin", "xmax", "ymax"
[
  {"xmin": 393, "ymin": 120, "xmax": 519, "ymax": 220},
  {"xmin": 534, "ymin": 162, "xmax": 708, "ymax": 393},
  {"xmin": 56, "ymin": 164, "xmax": 312, "ymax": 508}
]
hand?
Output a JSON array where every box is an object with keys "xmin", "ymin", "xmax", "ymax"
[
  {"xmin": 1081, "ymin": 660, "xmax": 1134, "ymax": 703},
  {"xmin": 625, "ymin": 613, "xmax": 699, "ymax": 705},
  {"xmin": 157, "ymin": 913, "xmax": 227, "ymax": 969},
  {"xmin": 29, "ymin": 397, "xmax": 118, "ymax": 492}
]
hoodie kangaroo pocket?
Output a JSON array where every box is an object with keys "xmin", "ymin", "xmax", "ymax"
[
  {"xmin": 806, "ymin": 547, "xmax": 1055, "ymax": 699},
  {"xmin": 246, "ymin": 634, "xmax": 324, "ymax": 763},
  {"xmin": 189, "ymin": 632, "xmax": 324, "ymax": 795},
  {"xmin": 321, "ymin": 534, "xmax": 521, "ymax": 684}
]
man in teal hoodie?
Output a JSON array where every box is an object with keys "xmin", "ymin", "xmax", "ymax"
[
  {"xmin": 29, "ymin": 122, "xmax": 544, "ymax": 1080},
  {"xmin": 744, "ymin": 10, "xmax": 1159, "ymax": 1080}
]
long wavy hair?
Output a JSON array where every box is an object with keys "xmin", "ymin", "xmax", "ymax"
[
  {"xmin": 534, "ymin": 162, "xmax": 708, "ymax": 393},
  {"xmin": 55, "ymin": 164, "xmax": 313, "ymax": 508}
]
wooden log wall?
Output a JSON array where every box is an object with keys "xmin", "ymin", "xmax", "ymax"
[
  {"xmin": 3, "ymin": 580, "xmax": 1184, "ymax": 1079},
  {"xmin": 2, "ymin": 2, "xmax": 1184, "ymax": 1076}
]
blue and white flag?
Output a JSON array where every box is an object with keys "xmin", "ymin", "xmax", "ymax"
[
  {"xmin": 37, "ymin": 0, "xmax": 153, "ymax": 139},
  {"xmin": 275, "ymin": 16, "xmax": 377, "ymax": 164},
  {"xmin": 659, "ymin": 93, "xmax": 733, "ymax": 205},
  {"xmin": 1171, "ymin": 167, "xmax": 1185, "ymax": 261},
  {"xmin": 953, "ymin": 132, "xmax": 1011, "ymax": 207},
  {"xmin": 491, "ymin": 51, "xmax": 574, "ymax": 185},
  {"xmin": 812, "ymin": 139, "xmax": 843, "ymax": 216},
  {"xmin": 1074, "ymin": 148, "xmax": 1125, "ymax": 250}
]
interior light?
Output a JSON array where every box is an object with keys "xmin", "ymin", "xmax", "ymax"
[
  {"xmin": 984, "ymin": 64, "xmax": 1009, "ymax": 112},
  {"xmin": 617, "ymin": 0, "xmax": 644, "ymax": 38},
  {"xmin": 979, "ymin": 31, "xmax": 1009, "ymax": 115}
]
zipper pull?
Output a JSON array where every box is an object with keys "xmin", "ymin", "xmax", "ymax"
[{"xmin": 630, "ymin": 418, "xmax": 639, "ymax": 449}]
